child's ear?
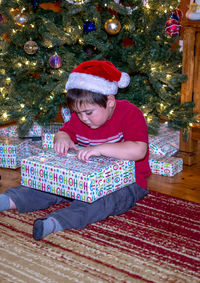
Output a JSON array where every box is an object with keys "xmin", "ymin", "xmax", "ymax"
[{"xmin": 107, "ymin": 95, "xmax": 116, "ymax": 107}]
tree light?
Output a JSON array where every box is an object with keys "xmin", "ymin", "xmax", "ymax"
[{"xmin": 2, "ymin": 112, "xmax": 8, "ymax": 119}]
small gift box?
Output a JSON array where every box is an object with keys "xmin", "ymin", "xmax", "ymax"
[
  {"xmin": 0, "ymin": 137, "xmax": 30, "ymax": 169},
  {"xmin": 42, "ymin": 133, "xmax": 55, "ymax": 150},
  {"xmin": 21, "ymin": 150, "xmax": 135, "ymax": 203},
  {"xmin": 0, "ymin": 125, "xmax": 18, "ymax": 137},
  {"xmin": 149, "ymin": 154, "xmax": 183, "ymax": 177}
]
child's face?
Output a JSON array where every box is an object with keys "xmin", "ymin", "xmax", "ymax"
[{"xmin": 75, "ymin": 96, "xmax": 115, "ymax": 129}]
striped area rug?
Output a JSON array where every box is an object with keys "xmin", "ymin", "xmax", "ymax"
[{"xmin": 0, "ymin": 191, "xmax": 199, "ymax": 283}]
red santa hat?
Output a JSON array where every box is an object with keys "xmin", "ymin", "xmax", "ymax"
[{"xmin": 65, "ymin": 60, "xmax": 130, "ymax": 95}]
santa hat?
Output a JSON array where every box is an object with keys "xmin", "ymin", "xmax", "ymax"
[{"xmin": 65, "ymin": 60, "xmax": 130, "ymax": 95}]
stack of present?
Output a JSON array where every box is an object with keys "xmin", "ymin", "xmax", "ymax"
[
  {"xmin": 149, "ymin": 123, "xmax": 179, "ymax": 157},
  {"xmin": 148, "ymin": 123, "xmax": 183, "ymax": 176},
  {"xmin": 21, "ymin": 149, "xmax": 135, "ymax": 203}
]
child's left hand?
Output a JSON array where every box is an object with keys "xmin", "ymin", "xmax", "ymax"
[{"xmin": 77, "ymin": 146, "xmax": 101, "ymax": 162}]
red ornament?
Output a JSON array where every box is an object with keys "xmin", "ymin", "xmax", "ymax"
[
  {"xmin": 165, "ymin": 19, "xmax": 181, "ymax": 37},
  {"xmin": 49, "ymin": 54, "xmax": 62, "ymax": 69},
  {"xmin": 123, "ymin": 37, "xmax": 135, "ymax": 48}
]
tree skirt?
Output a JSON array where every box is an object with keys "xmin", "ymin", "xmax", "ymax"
[{"xmin": 0, "ymin": 191, "xmax": 199, "ymax": 283}]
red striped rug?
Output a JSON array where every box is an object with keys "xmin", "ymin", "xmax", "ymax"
[{"xmin": 0, "ymin": 190, "xmax": 199, "ymax": 283}]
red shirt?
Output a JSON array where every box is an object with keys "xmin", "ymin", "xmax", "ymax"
[{"xmin": 60, "ymin": 100, "xmax": 151, "ymax": 189}]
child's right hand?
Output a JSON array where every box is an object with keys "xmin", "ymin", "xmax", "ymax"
[{"xmin": 54, "ymin": 131, "xmax": 78, "ymax": 155}]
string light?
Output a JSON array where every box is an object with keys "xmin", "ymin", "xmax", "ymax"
[{"xmin": 2, "ymin": 112, "xmax": 8, "ymax": 119}]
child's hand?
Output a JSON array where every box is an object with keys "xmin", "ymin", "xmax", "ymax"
[
  {"xmin": 54, "ymin": 131, "xmax": 78, "ymax": 155},
  {"xmin": 77, "ymin": 146, "xmax": 101, "ymax": 162}
]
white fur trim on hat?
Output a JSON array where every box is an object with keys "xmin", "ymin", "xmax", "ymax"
[
  {"xmin": 65, "ymin": 72, "xmax": 119, "ymax": 95},
  {"xmin": 118, "ymin": 72, "xmax": 130, "ymax": 88}
]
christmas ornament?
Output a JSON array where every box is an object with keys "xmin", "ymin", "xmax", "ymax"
[
  {"xmin": 24, "ymin": 40, "xmax": 38, "ymax": 55},
  {"xmin": 123, "ymin": 37, "xmax": 135, "ymax": 48},
  {"xmin": 83, "ymin": 21, "xmax": 96, "ymax": 34},
  {"xmin": 104, "ymin": 18, "xmax": 121, "ymax": 35},
  {"xmin": 31, "ymin": 0, "xmax": 40, "ymax": 12},
  {"xmin": 186, "ymin": 0, "xmax": 200, "ymax": 21},
  {"xmin": 49, "ymin": 54, "xmax": 62, "ymax": 69},
  {"xmin": 171, "ymin": 8, "xmax": 183, "ymax": 21},
  {"xmin": 165, "ymin": 19, "xmax": 181, "ymax": 37},
  {"xmin": 15, "ymin": 13, "xmax": 28, "ymax": 26},
  {"xmin": 39, "ymin": 1, "xmax": 61, "ymax": 13}
]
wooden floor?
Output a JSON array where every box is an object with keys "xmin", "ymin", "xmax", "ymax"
[{"xmin": 0, "ymin": 142, "xmax": 200, "ymax": 204}]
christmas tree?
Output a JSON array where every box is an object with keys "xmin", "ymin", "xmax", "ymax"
[{"xmin": 0, "ymin": 0, "xmax": 197, "ymax": 137}]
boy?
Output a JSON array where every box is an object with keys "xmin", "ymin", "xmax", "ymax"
[{"xmin": 0, "ymin": 60, "xmax": 151, "ymax": 241}]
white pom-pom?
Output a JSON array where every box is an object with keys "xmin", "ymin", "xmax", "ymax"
[{"xmin": 118, "ymin": 72, "xmax": 130, "ymax": 88}]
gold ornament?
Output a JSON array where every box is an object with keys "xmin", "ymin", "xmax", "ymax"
[
  {"xmin": 104, "ymin": 18, "xmax": 121, "ymax": 35},
  {"xmin": 24, "ymin": 40, "xmax": 38, "ymax": 55}
]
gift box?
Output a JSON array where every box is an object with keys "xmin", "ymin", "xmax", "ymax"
[
  {"xmin": 61, "ymin": 107, "xmax": 71, "ymax": 122},
  {"xmin": 42, "ymin": 133, "xmax": 55, "ymax": 150},
  {"xmin": 149, "ymin": 154, "xmax": 183, "ymax": 177},
  {"xmin": 149, "ymin": 123, "xmax": 180, "ymax": 157},
  {"xmin": 43, "ymin": 123, "xmax": 63, "ymax": 134},
  {"xmin": 0, "ymin": 137, "xmax": 30, "ymax": 169},
  {"xmin": 0, "ymin": 125, "xmax": 18, "ymax": 137},
  {"xmin": 0, "ymin": 123, "xmax": 63, "ymax": 139},
  {"xmin": 25, "ymin": 140, "xmax": 44, "ymax": 157},
  {"xmin": 21, "ymin": 150, "xmax": 135, "ymax": 203}
]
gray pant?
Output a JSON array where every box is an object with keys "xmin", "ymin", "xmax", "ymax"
[{"xmin": 5, "ymin": 183, "xmax": 148, "ymax": 230}]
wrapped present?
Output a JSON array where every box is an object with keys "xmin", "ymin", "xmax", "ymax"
[
  {"xmin": 0, "ymin": 125, "xmax": 18, "ymax": 137},
  {"xmin": 42, "ymin": 133, "xmax": 55, "ymax": 150},
  {"xmin": 21, "ymin": 150, "xmax": 135, "ymax": 203},
  {"xmin": 25, "ymin": 122, "xmax": 43, "ymax": 137},
  {"xmin": 0, "ymin": 137, "xmax": 30, "ymax": 169},
  {"xmin": 25, "ymin": 140, "xmax": 44, "ymax": 157},
  {"xmin": 149, "ymin": 123, "xmax": 180, "ymax": 156},
  {"xmin": 0, "ymin": 123, "xmax": 63, "ymax": 139},
  {"xmin": 61, "ymin": 107, "xmax": 71, "ymax": 122},
  {"xmin": 43, "ymin": 123, "xmax": 63, "ymax": 134},
  {"xmin": 149, "ymin": 154, "xmax": 183, "ymax": 177}
]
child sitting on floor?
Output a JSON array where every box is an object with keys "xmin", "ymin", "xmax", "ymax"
[{"xmin": 0, "ymin": 60, "xmax": 151, "ymax": 241}]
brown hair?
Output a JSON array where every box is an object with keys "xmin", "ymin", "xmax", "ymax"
[{"xmin": 66, "ymin": 89, "xmax": 108, "ymax": 112}]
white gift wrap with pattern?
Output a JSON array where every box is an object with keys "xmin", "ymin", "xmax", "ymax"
[
  {"xmin": 21, "ymin": 150, "xmax": 135, "ymax": 203},
  {"xmin": 61, "ymin": 107, "xmax": 71, "ymax": 122},
  {"xmin": 149, "ymin": 124, "xmax": 180, "ymax": 156},
  {"xmin": 149, "ymin": 154, "xmax": 183, "ymax": 177},
  {"xmin": 42, "ymin": 133, "xmax": 55, "ymax": 150},
  {"xmin": 0, "ymin": 137, "xmax": 30, "ymax": 169},
  {"xmin": 0, "ymin": 123, "xmax": 63, "ymax": 138}
]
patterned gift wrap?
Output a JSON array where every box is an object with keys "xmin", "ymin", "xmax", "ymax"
[
  {"xmin": 0, "ymin": 125, "xmax": 18, "ymax": 137},
  {"xmin": 149, "ymin": 123, "xmax": 180, "ymax": 157},
  {"xmin": 0, "ymin": 123, "xmax": 63, "ymax": 139},
  {"xmin": 42, "ymin": 133, "xmax": 55, "ymax": 150},
  {"xmin": 0, "ymin": 137, "xmax": 30, "ymax": 169},
  {"xmin": 61, "ymin": 107, "xmax": 71, "ymax": 122},
  {"xmin": 149, "ymin": 154, "xmax": 183, "ymax": 177},
  {"xmin": 21, "ymin": 150, "xmax": 135, "ymax": 203},
  {"xmin": 25, "ymin": 140, "xmax": 44, "ymax": 157},
  {"xmin": 43, "ymin": 123, "xmax": 63, "ymax": 134}
]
